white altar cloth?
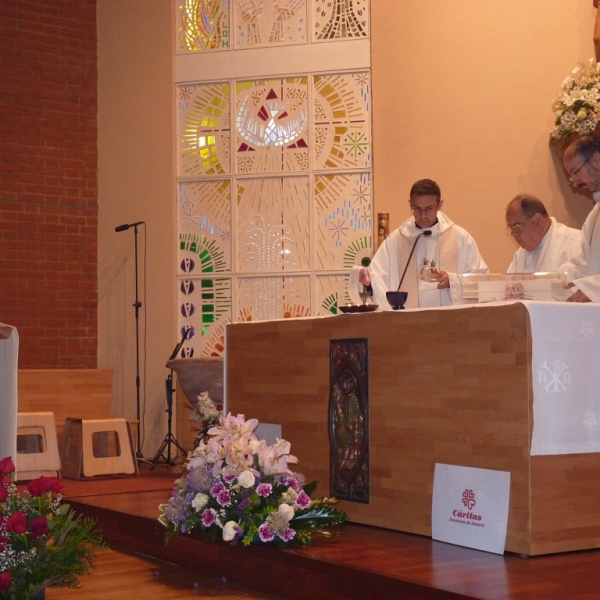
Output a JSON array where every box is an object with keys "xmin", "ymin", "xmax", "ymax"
[
  {"xmin": 0, "ymin": 324, "xmax": 19, "ymax": 465},
  {"xmin": 369, "ymin": 300, "xmax": 600, "ymax": 456},
  {"xmin": 527, "ymin": 302, "xmax": 600, "ymax": 455}
]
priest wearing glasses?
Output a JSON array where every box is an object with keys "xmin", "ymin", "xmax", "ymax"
[
  {"xmin": 505, "ymin": 194, "xmax": 581, "ymax": 274},
  {"xmin": 561, "ymin": 135, "xmax": 600, "ymax": 302},
  {"xmin": 358, "ymin": 179, "xmax": 488, "ymax": 310}
]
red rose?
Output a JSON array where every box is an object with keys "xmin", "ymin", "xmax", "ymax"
[
  {"xmin": 30, "ymin": 517, "xmax": 49, "ymax": 538},
  {"xmin": 7, "ymin": 511, "xmax": 28, "ymax": 534},
  {"xmin": 0, "ymin": 457, "xmax": 15, "ymax": 476},
  {"xmin": 0, "ymin": 535, "xmax": 8, "ymax": 552},
  {"xmin": 0, "ymin": 475, "xmax": 9, "ymax": 486},
  {"xmin": 0, "ymin": 572, "xmax": 12, "ymax": 593},
  {"xmin": 27, "ymin": 476, "xmax": 63, "ymax": 497},
  {"xmin": 0, "ymin": 486, "xmax": 8, "ymax": 502}
]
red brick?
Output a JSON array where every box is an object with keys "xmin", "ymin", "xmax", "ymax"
[{"xmin": 0, "ymin": 0, "xmax": 98, "ymax": 369}]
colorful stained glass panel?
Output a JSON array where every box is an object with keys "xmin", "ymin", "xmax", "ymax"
[
  {"xmin": 237, "ymin": 275, "xmax": 310, "ymax": 321},
  {"xmin": 177, "ymin": 277, "xmax": 232, "ymax": 358},
  {"xmin": 233, "ymin": 0, "xmax": 308, "ymax": 48},
  {"xmin": 314, "ymin": 172, "xmax": 371, "ymax": 271},
  {"xmin": 177, "ymin": 0, "xmax": 231, "ymax": 52},
  {"xmin": 235, "ymin": 78, "xmax": 309, "ymax": 174},
  {"xmin": 236, "ymin": 176, "xmax": 310, "ymax": 272},
  {"xmin": 313, "ymin": 72, "xmax": 371, "ymax": 170},
  {"xmin": 313, "ymin": 0, "xmax": 369, "ymax": 41},
  {"xmin": 179, "ymin": 82, "xmax": 231, "ymax": 177},
  {"xmin": 315, "ymin": 274, "xmax": 353, "ymax": 316},
  {"xmin": 178, "ymin": 180, "xmax": 231, "ymax": 275}
]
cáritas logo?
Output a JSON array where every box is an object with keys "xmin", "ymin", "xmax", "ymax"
[{"xmin": 462, "ymin": 488, "xmax": 476, "ymax": 510}]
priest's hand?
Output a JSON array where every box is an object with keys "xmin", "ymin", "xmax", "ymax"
[
  {"xmin": 437, "ymin": 271, "xmax": 450, "ymax": 289},
  {"xmin": 358, "ymin": 268, "xmax": 371, "ymax": 286},
  {"xmin": 565, "ymin": 282, "xmax": 591, "ymax": 302}
]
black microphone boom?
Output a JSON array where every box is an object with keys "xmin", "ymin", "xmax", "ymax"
[
  {"xmin": 396, "ymin": 230, "xmax": 433, "ymax": 291},
  {"xmin": 115, "ymin": 221, "xmax": 145, "ymax": 232}
]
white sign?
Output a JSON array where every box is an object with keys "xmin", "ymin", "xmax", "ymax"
[{"xmin": 431, "ymin": 463, "xmax": 510, "ymax": 555}]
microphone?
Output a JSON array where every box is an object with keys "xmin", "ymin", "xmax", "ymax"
[
  {"xmin": 168, "ymin": 328, "xmax": 189, "ymax": 361},
  {"xmin": 115, "ymin": 221, "xmax": 145, "ymax": 232},
  {"xmin": 396, "ymin": 230, "xmax": 433, "ymax": 291}
]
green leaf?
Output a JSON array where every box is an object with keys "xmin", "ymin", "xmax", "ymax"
[
  {"xmin": 290, "ymin": 506, "xmax": 348, "ymax": 527},
  {"xmin": 302, "ymin": 480, "xmax": 318, "ymax": 495}
]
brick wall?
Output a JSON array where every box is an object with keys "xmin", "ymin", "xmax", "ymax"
[{"xmin": 0, "ymin": 0, "xmax": 98, "ymax": 368}]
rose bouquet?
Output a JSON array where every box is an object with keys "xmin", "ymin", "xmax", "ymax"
[
  {"xmin": 159, "ymin": 413, "xmax": 348, "ymax": 547},
  {"xmin": 0, "ymin": 457, "xmax": 104, "ymax": 600},
  {"xmin": 551, "ymin": 58, "xmax": 600, "ymax": 147}
]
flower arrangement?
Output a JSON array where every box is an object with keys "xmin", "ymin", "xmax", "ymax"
[
  {"xmin": 159, "ymin": 413, "xmax": 348, "ymax": 547},
  {"xmin": 551, "ymin": 58, "xmax": 600, "ymax": 147},
  {"xmin": 0, "ymin": 457, "xmax": 104, "ymax": 600}
]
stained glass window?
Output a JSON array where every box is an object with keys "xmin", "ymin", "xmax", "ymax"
[
  {"xmin": 236, "ymin": 176, "xmax": 310, "ymax": 272},
  {"xmin": 178, "ymin": 277, "xmax": 232, "ymax": 357},
  {"xmin": 237, "ymin": 275, "xmax": 311, "ymax": 322},
  {"xmin": 177, "ymin": 0, "xmax": 370, "ymax": 54},
  {"xmin": 314, "ymin": 171, "xmax": 371, "ymax": 271},
  {"xmin": 177, "ymin": 70, "xmax": 371, "ymax": 357},
  {"xmin": 313, "ymin": 0, "xmax": 369, "ymax": 41},
  {"xmin": 313, "ymin": 72, "xmax": 371, "ymax": 170},
  {"xmin": 235, "ymin": 78, "xmax": 309, "ymax": 174},
  {"xmin": 179, "ymin": 82, "xmax": 231, "ymax": 177},
  {"xmin": 233, "ymin": 0, "xmax": 308, "ymax": 49},
  {"xmin": 178, "ymin": 0, "xmax": 231, "ymax": 52}
]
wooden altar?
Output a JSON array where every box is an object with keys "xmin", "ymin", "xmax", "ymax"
[{"xmin": 225, "ymin": 302, "xmax": 600, "ymax": 556}]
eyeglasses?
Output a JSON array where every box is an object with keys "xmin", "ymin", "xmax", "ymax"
[
  {"xmin": 506, "ymin": 216, "xmax": 533, "ymax": 233},
  {"xmin": 569, "ymin": 155, "xmax": 592, "ymax": 182},
  {"xmin": 410, "ymin": 204, "xmax": 439, "ymax": 215}
]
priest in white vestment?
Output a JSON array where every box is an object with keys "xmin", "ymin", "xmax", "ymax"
[
  {"xmin": 357, "ymin": 179, "xmax": 488, "ymax": 310},
  {"xmin": 561, "ymin": 136, "xmax": 600, "ymax": 302},
  {"xmin": 505, "ymin": 194, "xmax": 582, "ymax": 273}
]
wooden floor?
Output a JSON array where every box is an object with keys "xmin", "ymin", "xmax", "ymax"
[
  {"xmin": 46, "ymin": 547, "xmax": 285, "ymax": 599},
  {"xmin": 57, "ymin": 464, "xmax": 600, "ymax": 600}
]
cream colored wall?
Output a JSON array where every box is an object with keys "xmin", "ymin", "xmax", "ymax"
[
  {"xmin": 97, "ymin": 0, "xmax": 175, "ymax": 457},
  {"xmin": 372, "ymin": 0, "xmax": 596, "ymax": 272}
]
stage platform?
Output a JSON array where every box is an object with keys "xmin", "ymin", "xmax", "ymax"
[{"xmin": 56, "ymin": 465, "xmax": 600, "ymax": 600}]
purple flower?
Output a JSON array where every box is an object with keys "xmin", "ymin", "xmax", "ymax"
[
  {"xmin": 295, "ymin": 490, "xmax": 311, "ymax": 510},
  {"xmin": 201, "ymin": 508, "xmax": 217, "ymax": 527},
  {"xmin": 163, "ymin": 495, "xmax": 189, "ymax": 525},
  {"xmin": 185, "ymin": 466, "xmax": 214, "ymax": 494},
  {"xmin": 257, "ymin": 483, "xmax": 273, "ymax": 497},
  {"xmin": 217, "ymin": 489, "xmax": 231, "ymax": 507},
  {"xmin": 258, "ymin": 523, "xmax": 275, "ymax": 542},
  {"xmin": 210, "ymin": 482, "xmax": 226, "ymax": 497},
  {"xmin": 238, "ymin": 497, "xmax": 251, "ymax": 511},
  {"xmin": 223, "ymin": 473, "xmax": 236, "ymax": 484},
  {"xmin": 287, "ymin": 477, "xmax": 300, "ymax": 492},
  {"xmin": 280, "ymin": 528, "xmax": 296, "ymax": 542}
]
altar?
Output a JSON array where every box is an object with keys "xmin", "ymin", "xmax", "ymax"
[{"xmin": 225, "ymin": 301, "xmax": 600, "ymax": 556}]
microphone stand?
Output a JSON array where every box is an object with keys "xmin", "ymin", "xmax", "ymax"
[
  {"xmin": 115, "ymin": 221, "xmax": 146, "ymax": 462},
  {"xmin": 151, "ymin": 330, "xmax": 189, "ymax": 469},
  {"xmin": 396, "ymin": 230, "xmax": 432, "ymax": 291},
  {"xmin": 133, "ymin": 224, "xmax": 143, "ymax": 460}
]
